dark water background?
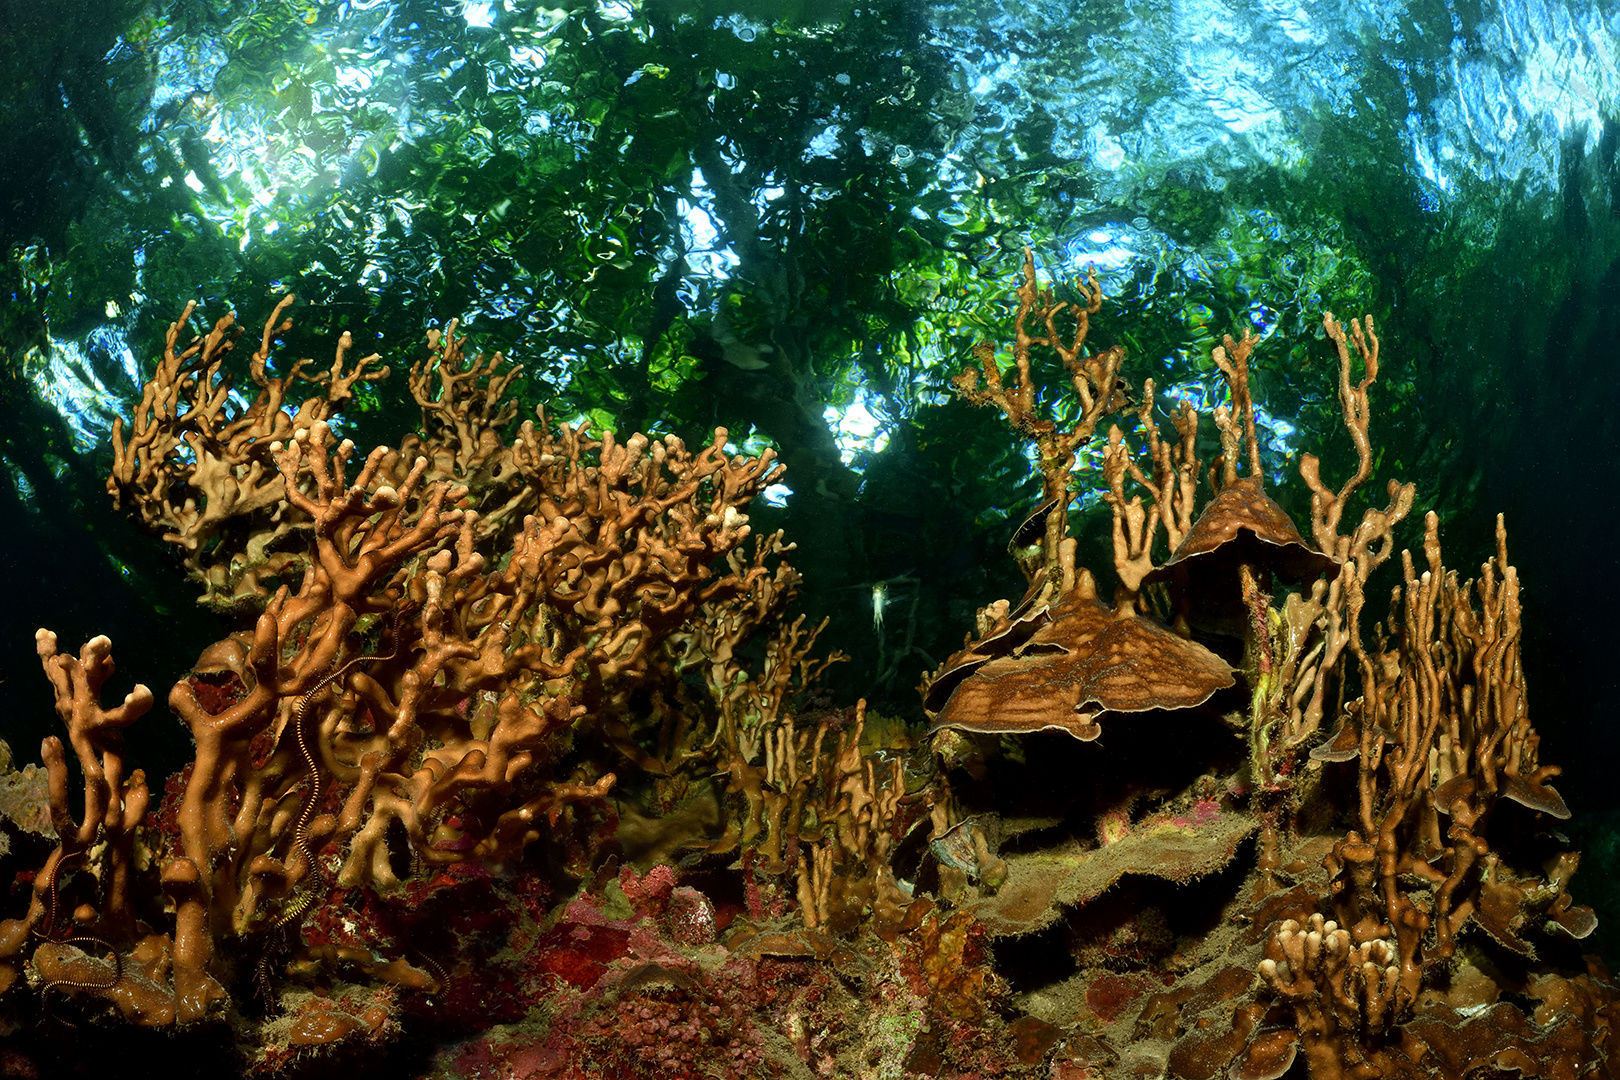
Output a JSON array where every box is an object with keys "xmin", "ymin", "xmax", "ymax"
[{"xmin": 1, "ymin": 0, "xmax": 1618, "ymax": 953}]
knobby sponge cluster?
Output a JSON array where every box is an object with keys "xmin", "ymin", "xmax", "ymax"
[
  {"xmin": 0, "ymin": 254, "xmax": 1613, "ymax": 1080},
  {"xmin": 923, "ymin": 250, "xmax": 1612, "ymax": 1078},
  {"xmin": 1, "ymin": 299, "xmax": 889, "ymax": 1033}
]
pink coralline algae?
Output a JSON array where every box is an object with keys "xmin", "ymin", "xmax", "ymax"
[{"xmin": 410, "ymin": 870, "xmax": 1044, "ymax": 1080}]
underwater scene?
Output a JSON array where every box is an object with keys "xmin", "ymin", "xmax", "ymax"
[{"xmin": 2, "ymin": 0, "xmax": 1620, "ymax": 1077}]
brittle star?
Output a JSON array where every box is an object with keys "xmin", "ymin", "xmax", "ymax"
[
  {"xmin": 34, "ymin": 844, "xmax": 123, "ymax": 1021},
  {"xmin": 256, "ymin": 605, "xmax": 414, "ymax": 1007}
]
